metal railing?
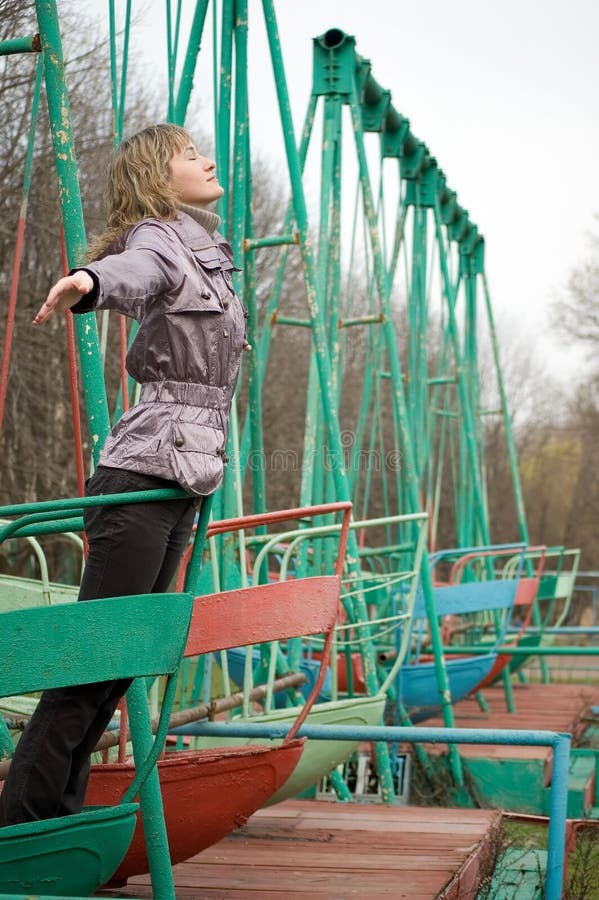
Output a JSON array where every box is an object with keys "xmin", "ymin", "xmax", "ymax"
[{"xmin": 170, "ymin": 719, "xmax": 571, "ymax": 900}]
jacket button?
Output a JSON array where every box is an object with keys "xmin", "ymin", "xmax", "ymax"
[
  {"xmin": 223, "ymin": 329, "xmax": 229, "ymax": 337},
  {"xmin": 174, "ymin": 436, "xmax": 185, "ymax": 447},
  {"xmin": 222, "ymin": 298, "xmax": 230, "ymax": 308}
]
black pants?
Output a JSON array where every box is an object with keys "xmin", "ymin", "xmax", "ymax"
[{"xmin": 0, "ymin": 466, "xmax": 196, "ymax": 826}]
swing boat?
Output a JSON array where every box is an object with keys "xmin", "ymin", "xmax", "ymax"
[
  {"xmin": 315, "ymin": 541, "xmax": 530, "ymax": 722},
  {"xmin": 0, "ymin": 590, "xmax": 195, "ymax": 897},
  {"xmin": 376, "ymin": 543, "xmax": 529, "ymax": 721},
  {"xmin": 0, "ymin": 501, "xmax": 344, "ymax": 884},
  {"xmin": 506, "ymin": 545, "xmax": 581, "ymax": 677},
  {"xmin": 468, "ymin": 544, "xmax": 547, "ymax": 692},
  {"xmin": 183, "ymin": 510, "xmax": 427, "ymax": 804},
  {"xmin": 84, "ymin": 501, "xmax": 353, "ymax": 879}
]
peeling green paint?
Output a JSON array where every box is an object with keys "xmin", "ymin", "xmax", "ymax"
[{"xmin": 36, "ymin": 0, "xmax": 111, "ymax": 464}]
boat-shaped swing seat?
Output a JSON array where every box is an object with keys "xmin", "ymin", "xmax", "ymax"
[
  {"xmin": 394, "ymin": 543, "xmax": 527, "ymax": 720},
  {"xmin": 508, "ymin": 546, "xmax": 581, "ymax": 676},
  {"xmin": 86, "ymin": 740, "xmax": 305, "ymax": 879},
  {"xmin": 192, "ymin": 692, "xmax": 386, "ymax": 804},
  {"xmin": 86, "ymin": 501, "xmax": 354, "ymax": 877},
  {"xmin": 224, "ymin": 644, "xmax": 333, "ymax": 705},
  {"xmin": 534, "ymin": 547, "xmax": 580, "ymax": 625},
  {"xmin": 0, "ymin": 591, "xmax": 194, "ymax": 897},
  {"xmin": 399, "ymin": 655, "xmax": 496, "ymax": 722},
  {"xmin": 0, "ymin": 806, "xmax": 138, "ymax": 896},
  {"xmin": 0, "ymin": 524, "xmax": 82, "ymax": 613},
  {"xmin": 471, "ymin": 545, "xmax": 546, "ymax": 691},
  {"xmin": 222, "ymin": 547, "xmax": 409, "ymax": 708},
  {"xmin": 0, "ymin": 574, "xmax": 78, "ymax": 611},
  {"xmin": 194, "ymin": 578, "xmax": 390, "ymax": 803},
  {"xmin": 192, "ymin": 510, "xmax": 426, "ymax": 802}
]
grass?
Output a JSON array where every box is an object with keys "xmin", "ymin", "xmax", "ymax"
[
  {"xmin": 495, "ymin": 820, "xmax": 599, "ymax": 900},
  {"xmin": 565, "ymin": 826, "xmax": 599, "ymax": 900}
]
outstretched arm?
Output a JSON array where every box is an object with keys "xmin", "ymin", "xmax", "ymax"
[
  {"xmin": 33, "ymin": 271, "xmax": 94, "ymax": 325},
  {"xmin": 34, "ymin": 221, "xmax": 185, "ymax": 325}
]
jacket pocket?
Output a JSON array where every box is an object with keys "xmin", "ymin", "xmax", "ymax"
[
  {"xmin": 167, "ymin": 293, "xmax": 224, "ymax": 314},
  {"xmin": 190, "ymin": 241, "xmax": 241, "ymax": 273},
  {"xmin": 193, "ymin": 243, "xmax": 220, "ymax": 265},
  {"xmin": 171, "ymin": 420, "xmax": 226, "ymax": 495},
  {"xmin": 172, "ymin": 419, "xmax": 224, "ymax": 454}
]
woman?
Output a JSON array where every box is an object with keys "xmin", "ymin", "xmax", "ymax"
[{"xmin": 0, "ymin": 123, "xmax": 248, "ymax": 825}]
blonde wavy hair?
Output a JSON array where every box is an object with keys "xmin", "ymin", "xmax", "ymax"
[{"xmin": 87, "ymin": 123, "xmax": 193, "ymax": 260}]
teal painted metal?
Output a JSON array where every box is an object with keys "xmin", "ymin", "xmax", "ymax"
[
  {"xmin": 513, "ymin": 626, "xmax": 599, "ymax": 633},
  {"xmin": 445, "ymin": 644, "xmax": 599, "ymax": 656},
  {"xmin": 0, "ymin": 487, "xmax": 185, "ymax": 530},
  {"xmin": 183, "ymin": 493, "xmax": 214, "ymax": 595},
  {"xmin": 35, "ymin": 0, "xmax": 111, "ymax": 461},
  {"xmin": 22, "ymin": 55, "xmax": 44, "ymax": 217},
  {"xmin": 0, "ymin": 594, "xmax": 193, "ymax": 695},
  {"xmin": 165, "ymin": 0, "xmax": 179, "ymax": 121},
  {"xmin": 173, "ymin": 0, "xmax": 210, "ymax": 126},
  {"xmin": 0, "ymin": 592, "xmax": 193, "ymax": 896},
  {"xmin": 305, "ymin": 27, "xmax": 462, "ymax": 784},
  {"xmin": 108, "ymin": 0, "xmax": 137, "ymax": 425},
  {"xmin": 236, "ymin": 92, "xmax": 318, "ymax": 483},
  {"xmin": 223, "ymin": 0, "xmax": 250, "ymax": 521},
  {"xmin": 309, "ymin": 28, "xmax": 567, "ymax": 738},
  {"xmin": 0, "ymin": 34, "xmax": 41, "ymax": 55},
  {"xmin": 480, "ymin": 271, "xmax": 550, "ymax": 684},
  {"xmin": 324, "ymin": 26, "xmax": 533, "ymax": 564},
  {"xmin": 259, "ymin": 2, "xmax": 397, "ymax": 800},
  {"xmin": 126, "ymin": 678, "xmax": 176, "ymax": 900},
  {"xmin": 244, "ymin": 233, "xmax": 298, "ymax": 249},
  {"xmin": 108, "ymin": 0, "xmax": 131, "ymax": 146},
  {"xmin": 432, "ymin": 197, "xmax": 489, "ymax": 545}
]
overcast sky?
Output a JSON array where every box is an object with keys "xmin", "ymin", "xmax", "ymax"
[{"xmin": 74, "ymin": 0, "xmax": 599, "ymax": 384}]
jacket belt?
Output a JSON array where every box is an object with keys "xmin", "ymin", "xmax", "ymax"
[{"xmin": 140, "ymin": 380, "xmax": 227, "ymax": 409}]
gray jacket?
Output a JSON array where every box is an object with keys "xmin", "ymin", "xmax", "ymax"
[{"xmin": 73, "ymin": 208, "xmax": 246, "ymax": 496}]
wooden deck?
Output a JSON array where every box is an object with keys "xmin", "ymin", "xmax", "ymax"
[
  {"xmin": 97, "ymin": 800, "xmax": 500, "ymax": 899},
  {"xmin": 422, "ymin": 681, "xmax": 598, "ymax": 761},
  {"xmin": 96, "ymin": 681, "xmax": 599, "ymax": 898}
]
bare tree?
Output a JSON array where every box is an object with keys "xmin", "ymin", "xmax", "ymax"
[
  {"xmin": 553, "ymin": 218, "xmax": 599, "ymax": 352},
  {"xmin": 0, "ymin": 1, "xmax": 156, "ymax": 510}
]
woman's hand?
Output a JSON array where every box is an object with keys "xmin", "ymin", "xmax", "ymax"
[{"xmin": 33, "ymin": 271, "xmax": 94, "ymax": 325}]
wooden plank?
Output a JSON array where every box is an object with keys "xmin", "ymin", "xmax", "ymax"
[
  {"xmin": 255, "ymin": 802, "xmax": 495, "ymax": 824},
  {"xmin": 129, "ymin": 867, "xmax": 456, "ymax": 893},
  {"xmin": 180, "ymin": 853, "xmax": 471, "ymax": 870},
  {"xmin": 225, "ymin": 825, "xmax": 493, "ymax": 843}
]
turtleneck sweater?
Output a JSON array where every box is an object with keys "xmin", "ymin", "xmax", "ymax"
[{"xmin": 177, "ymin": 203, "xmax": 221, "ymax": 236}]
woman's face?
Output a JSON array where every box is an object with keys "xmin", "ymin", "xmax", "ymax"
[{"xmin": 169, "ymin": 142, "xmax": 224, "ymax": 207}]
